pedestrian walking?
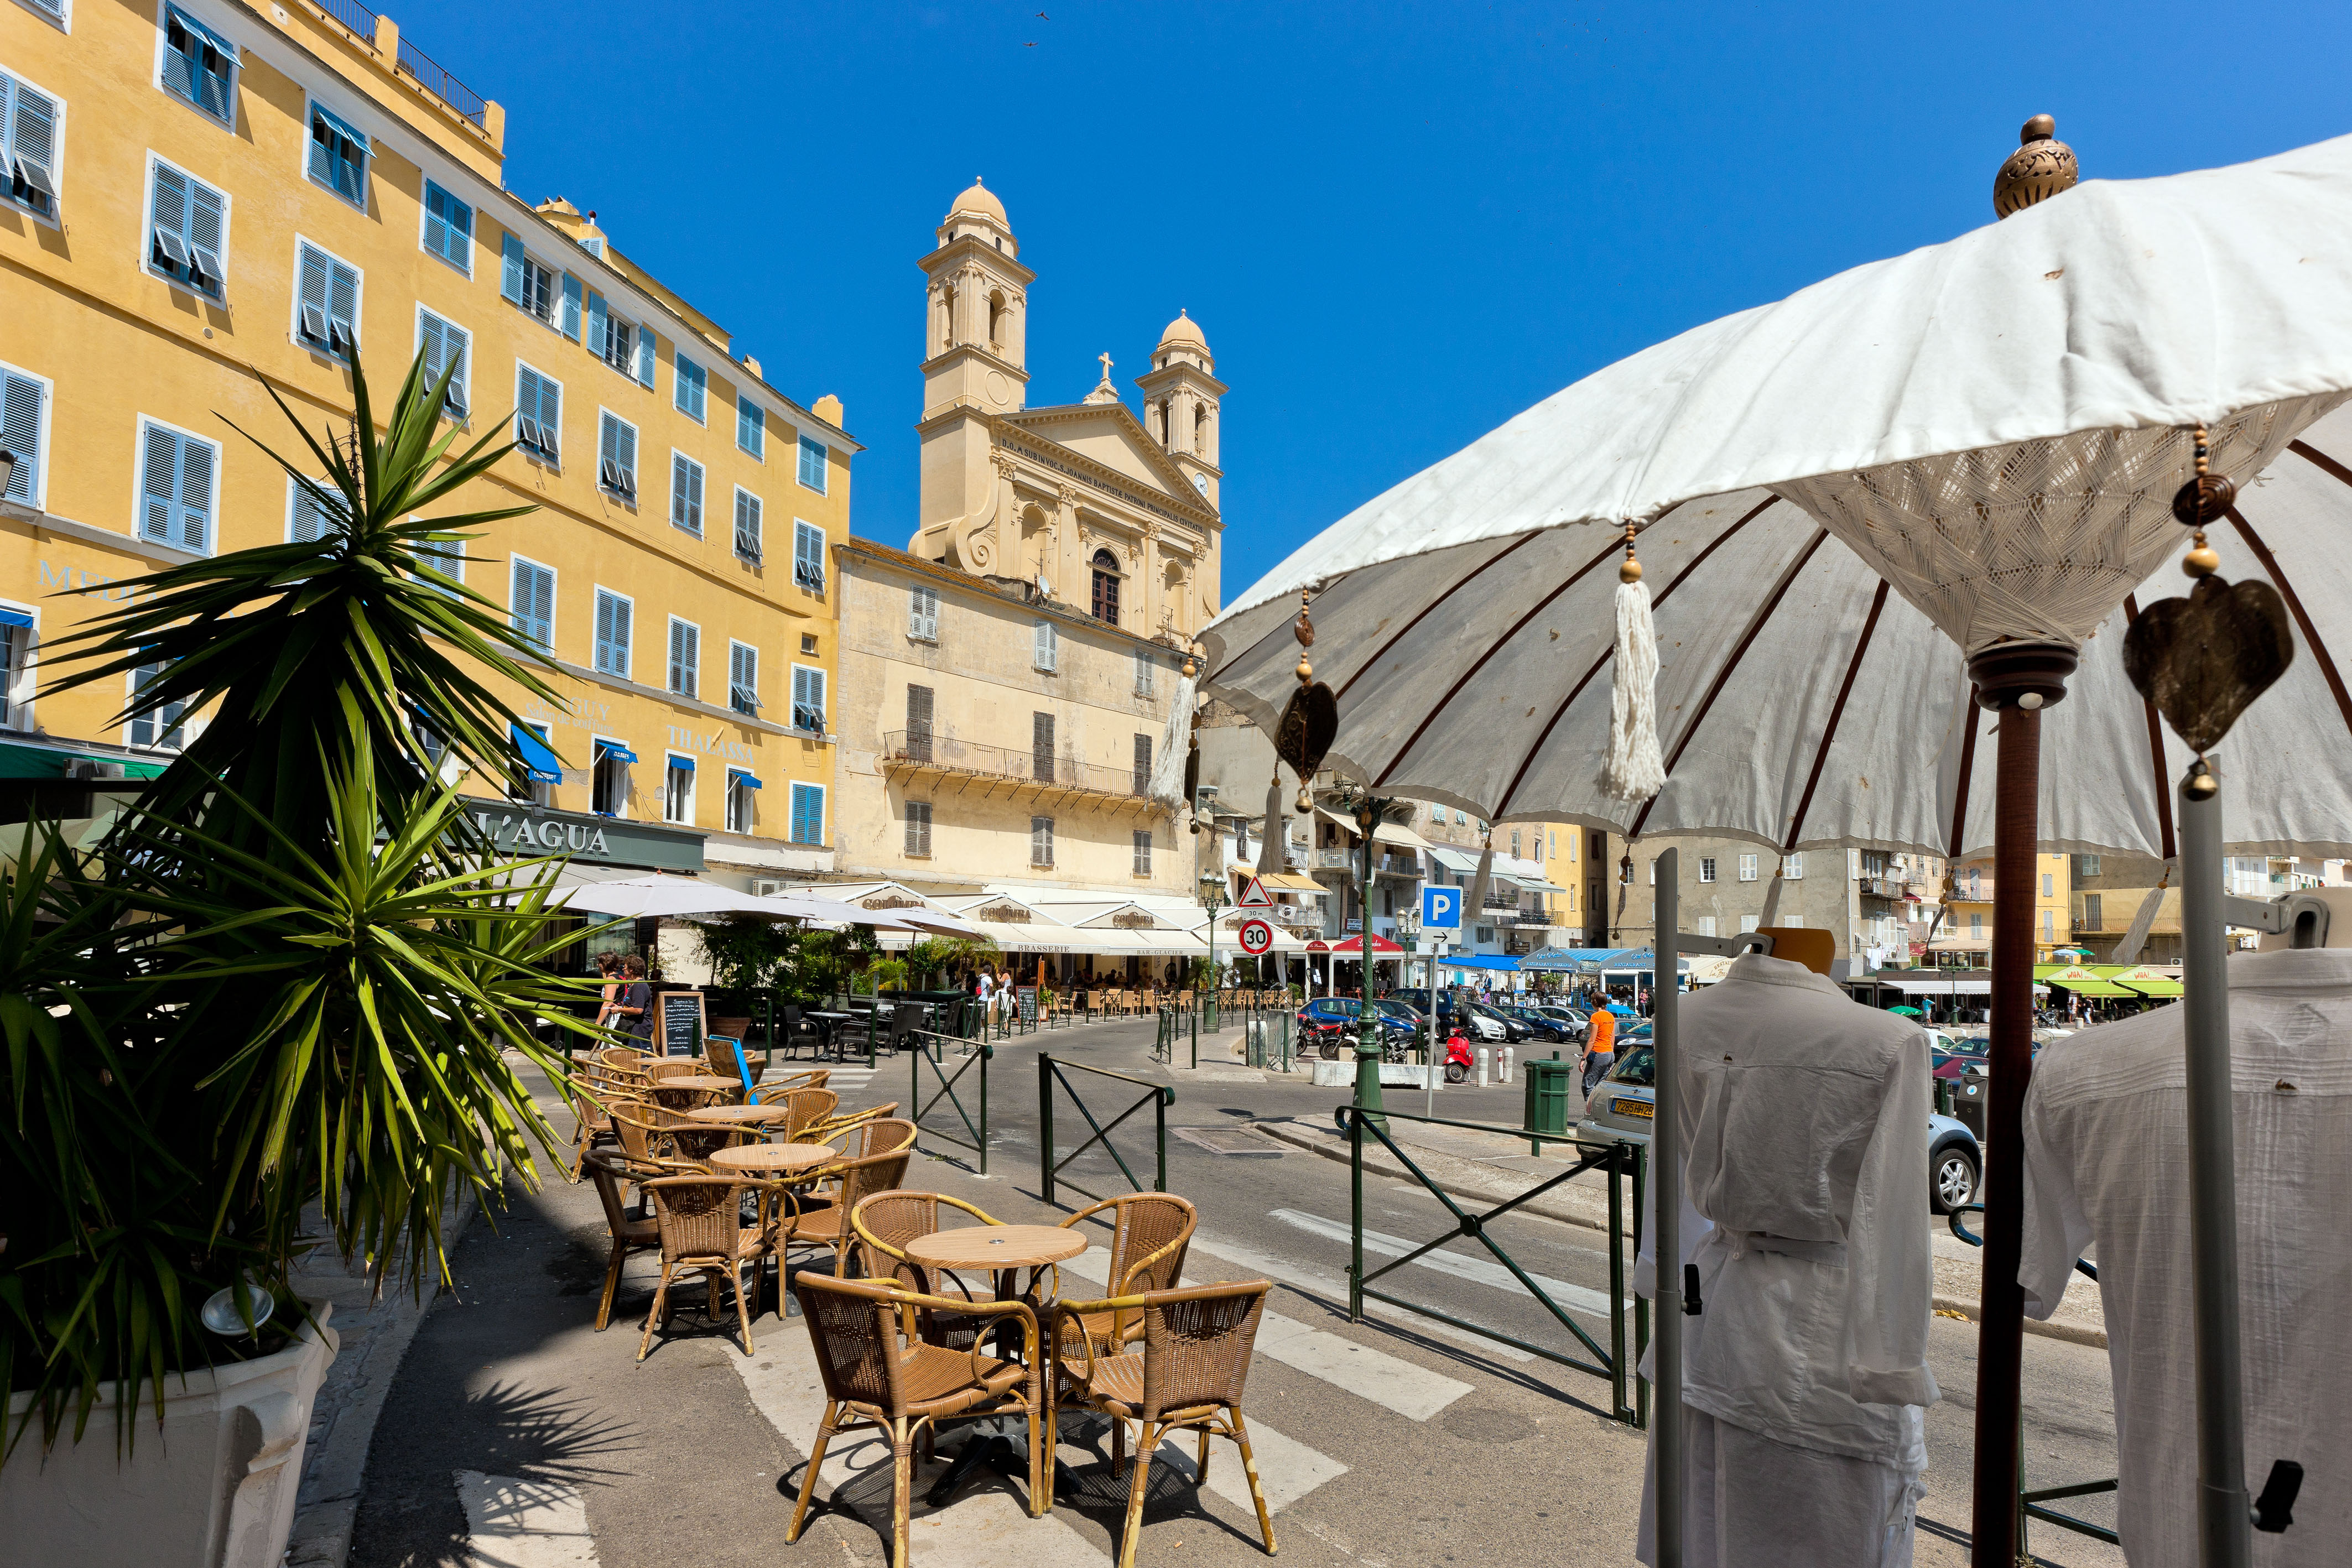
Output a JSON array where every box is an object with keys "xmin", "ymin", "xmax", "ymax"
[
  {"xmin": 1581, "ymin": 1004, "xmax": 1616, "ymax": 1092},
  {"xmin": 613, "ymin": 955, "xmax": 654, "ymax": 1049}
]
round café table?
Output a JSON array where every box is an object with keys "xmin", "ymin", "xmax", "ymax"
[
  {"xmin": 705, "ymin": 1142, "xmax": 834, "ymax": 1174},
  {"xmin": 649, "ymin": 1073, "xmax": 741, "ymax": 1111},
  {"xmin": 901, "ymin": 1226, "xmax": 1090, "ymax": 1507},
  {"xmin": 684, "ymin": 1103, "xmax": 791, "ymax": 1127}
]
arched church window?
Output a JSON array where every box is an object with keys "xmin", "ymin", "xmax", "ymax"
[
  {"xmin": 939, "ymin": 283, "xmax": 958, "ymax": 352},
  {"xmin": 988, "ymin": 291, "xmax": 1006, "ymax": 350},
  {"xmin": 1192, "ymin": 404, "xmax": 1209, "ymax": 456},
  {"xmin": 1090, "ymin": 549, "xmax": 1121, "ymax": 626}
]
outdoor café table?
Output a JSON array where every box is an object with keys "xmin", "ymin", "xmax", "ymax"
[
  {"xmin": 683, "ymin": 1103, "xmax": 791, "ymax": 1128},
  {"xmin": 649, "ymin": 1073, "xmax": 741, "ymax": 1111},
  {"xmin": 901, "ymin": 1225, "xmax": 1090, "ymax": 1506},
  {"xmin": 804, "ymin": 1010, "xmax": 856, "ymax": 1060}
]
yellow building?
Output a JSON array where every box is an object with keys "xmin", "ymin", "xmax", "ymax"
[
  {"xmin": 1932, "ymin": 852, "xmax": 2074, "ymax": 964},
  {"xmin": 0, "ymin": 0, "xmax": 852, "ymax": 883}
]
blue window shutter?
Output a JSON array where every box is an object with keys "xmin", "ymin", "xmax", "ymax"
[
  {"xmin": 1, "ymin": 373, "xmax": 39, "ymax": 503},
  {"xmin": 141, "ymin": 426, "xmax": 179, "ymax": 542},
  {"xmin": 175, "ymin": 435, "xmax": 213, "ymax": 551},
  {"xmin": 560, "ymin": 274, "xmax": 582, "ymax": 340},
  {"xmin": 501, "ymin": 232, "xmax": 524, "ymax": 303},
  {"xmin": 635, "ymin": 327, "xmax": 655, "ymax": 388},
  {"xmin": 585, "ymin": 291, "xmax": 607, "ymax": 357},
  {"xmin": 149, "ymin": 162, "xmax": 191, "ymax": 270},
  {"xmin": 187, "ymin": 180, "xmax": 225, "ymax": 293}
]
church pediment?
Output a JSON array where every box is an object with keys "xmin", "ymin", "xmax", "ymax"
[{"xmin": 999, "ymin": 404, "xmax": 1216, "ymax": 521}]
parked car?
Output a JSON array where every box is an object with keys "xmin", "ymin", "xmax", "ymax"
[
  {"xmin": 1495, "ymin": 1004, "xmax": 1573, "ymax": 1043},
  {"xmin": 1526, "ymin": 1003, "xmax": 1589, "ymax": 1031},
  {"xmin": 1387, "ymin": 989, "xmax": 1510, "ymax": 1041},
  {"xmin": 1575, "ymin": 1043, "xmax": 1983, "ymax": 1213},
  {"xmin": 1465, "ymin": 1001, "xmax": 1534, "ymax": 1043},
  {"xmin": 1296, "ymin": 997, "xmax": 1421, "ymax": 1051}
]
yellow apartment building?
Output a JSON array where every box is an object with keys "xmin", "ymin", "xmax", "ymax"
[
  {"xmin": 1930, "ymin": 852, "xmax": 2074, "ymax": 965},
  {"xmin": 0, "ymin": 0, "xmax": 853, "ymax": 882}
]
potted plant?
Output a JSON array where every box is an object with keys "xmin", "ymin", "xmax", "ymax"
[{"xmin": 0, "ymin": 352, "xmax": 594, "ymax": 1566}]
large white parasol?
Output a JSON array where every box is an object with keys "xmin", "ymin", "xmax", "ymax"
[{"xmin": 1202, "ymin": 128, "xmax": 2352, "ymax": 1568}]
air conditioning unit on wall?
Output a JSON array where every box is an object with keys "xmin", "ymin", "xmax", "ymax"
[{"xmin": 751, "ymin": 879, "xmax": 787, "ymax": 897}]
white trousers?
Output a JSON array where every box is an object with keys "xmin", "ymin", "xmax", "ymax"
[{"xmin": 1637, "ymin": 1407, "xmax": 1924, "ymax": 1568}]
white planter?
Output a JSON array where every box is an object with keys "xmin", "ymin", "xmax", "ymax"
[
  {"xmin": 1, "ymin": 1304, "xmax": 337, "ymax": 1568},
  {"xmin": 1310, "ymin": 1060, "xmax": 1431, "ymax": 1087}
]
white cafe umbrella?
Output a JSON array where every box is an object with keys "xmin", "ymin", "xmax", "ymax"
[{"xmin": 1203, "ymin": 129, "xmax": 2352, "ymax": 1568}]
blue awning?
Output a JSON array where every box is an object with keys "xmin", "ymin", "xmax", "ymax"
[
  {"xmin": 668, "ymin": 753, "xmax": 694, "ymax": 773},
  {"xmin": 511, "ymin": 723, "xmax": 563, "ymax": 784},
  {"xmin": 0, "ymin": 606, "xmax": 32, "ymax": 629},
  {"xmin": 729, "ymin": 768, "xmax": 763, "ymax": 789},
  {"xmin": 1437, "ymin": 954, "xmax": 1521, "ymax": 972},
  {"xmin": 594, "ymin": 740, "xmax": 638, "ymax": 764}
]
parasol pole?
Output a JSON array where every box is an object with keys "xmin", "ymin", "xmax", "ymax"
[
  {"xmin": 1963, "ymin": 643, "xmax": 2075, "ymax": 1568},
  {"xmin": 1651, "ymin": 847, "xmax": 1686, "ymax": 1568}
]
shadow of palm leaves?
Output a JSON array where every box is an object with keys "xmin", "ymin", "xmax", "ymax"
[{"xmin": 456, "ymin": 1379, "xmax": 639, "ymax": 1488}]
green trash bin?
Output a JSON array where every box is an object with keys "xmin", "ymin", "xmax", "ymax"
[{"xmin": 1523, "ymin": 1058, "xmax": 1576, "ymax": 1139}]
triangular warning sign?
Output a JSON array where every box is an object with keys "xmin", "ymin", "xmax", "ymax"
[{"xmin": 1235, "ymin": 875, "xmax": 1274, "ymax": 909}]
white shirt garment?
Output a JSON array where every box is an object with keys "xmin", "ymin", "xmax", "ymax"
[
  {"xmin": 1646, "ymin": 954, "xmax": 1941, "ymax": 1467},
  {"xmin": 2020, "ymin": 947, "xmax": 2352, "ymax": 1567}
]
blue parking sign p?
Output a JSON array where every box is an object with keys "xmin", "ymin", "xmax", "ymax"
[{"xmin": 1422, "ymin": 886, "xmax": 1460, "ymax": 929}]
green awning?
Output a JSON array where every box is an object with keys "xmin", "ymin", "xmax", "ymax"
[{"xmin": 0, "ymin": 740, "xmax": 169, "ymax": 780}]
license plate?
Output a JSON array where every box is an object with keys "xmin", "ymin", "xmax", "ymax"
[{"xmin": 1612, "ymin": 1097, "xmax": 1654, "ymax": 1121}]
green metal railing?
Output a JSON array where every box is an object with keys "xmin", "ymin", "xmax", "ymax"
[
  {"xmin": 909, "ymin": 1030, "xmax": 991, "ymax": 1174},
  {"xmin": 1948, "ymin": 1203, "xmax": 2119, "ymax": 1550},
  {"xmin": 1152, "ymin": 1004, "xmax": 1179, "ymax": 1065},
  {"xmin": 1038, "ymin": 1053, "xmax": 1172, "ymax": 1207},
  {"xmin": 1338, "ymin": 1104, "xmax": 1646, "ymax": 1427}
]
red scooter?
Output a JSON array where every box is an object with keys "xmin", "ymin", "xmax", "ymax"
[{"xmin": 1442, "ymin": 1028, "xmax": 1476, "ymax": 1084}]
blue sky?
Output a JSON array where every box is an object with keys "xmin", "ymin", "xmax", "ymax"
[{"xmin": 392, "ymin": 0, "xmax": 2352, "ymax": 601}]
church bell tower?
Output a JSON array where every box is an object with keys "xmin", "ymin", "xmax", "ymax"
[
  {"xmin": 1135, "ymin": 310, "xmax": 1226, "ymax": 510},
  {"xmin": 919, "ymin": 178, "xmax": 1032, "ymax": 418}
]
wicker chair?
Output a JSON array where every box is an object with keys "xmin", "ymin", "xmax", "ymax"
[
  {"xmin": 787, "ymin": 1275, "xmax": 1045, "ymax": 1565},
  {"xmin": 783, "ymin": 1122, "xmax": 916, "ymax": 1273},
  {"xmin": 1053, "ymin": 1281, "xmax": 1279, "ymax": 1566},
  {"xmin": 636, "ymin": 1174, "xmax": 778, "ymax": 1359},
  {"xmin": 646, "ymin": 1059, "xmax": 703, "ymax": 1081},
  {"xmin": 799, "ymin": 1100, "xmax": 903, "ymax": 1145},
  {"xmin": 848, "ymin": 1191, "xmax": 1007, "ymax": 1324},
  {"xmin": 1055, "ymin": 1192, "xmax": 1198, "ymax": 1357},
  {"xmin": 581, "ymin": 1151, "xmax": 659, "ymax": 1331},
  {"xmin": 755, "ymin": 1068, "xmax": 831, "ymax": 1098},
  {"xmin": 751, "ymin": 1086, "xmax": 839, "ymax": 1142},
  {"xmin": 608, "ymin": 1104, "xmax": 706, "ymax": 1189}
]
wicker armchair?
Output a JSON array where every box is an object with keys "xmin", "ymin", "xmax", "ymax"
[
  {"xmin": 646, "ymin": 1059, "xmax": 703, "ymax": 1081},
  {"xmin": 1054, "ymin": 1192, "xmax": 1197, "ymax": 1357},
  {"xmin": 608, "ymin": 1104, "xmax": 706, "ymax": 1186},
  {"xmin": 581, "ymin": 1151, "xmax": 659, "ymax": 1331},
  {"xmin": 750, "ymin": 1086, "xmax": 839, "ymax": 1141},
  {"xmin": 798, "ymin": 1100, "xmax": 904, "ymax": 1145},
  {"xmin": 761, "ymin": 1066, "xmax": 832, "ymax": 1095},
  {"xmin": 783, "ymin": 1122, "xmax": 916, "ymax": 1273},
  {"xmin": 636, "ymin": 1174, "xmax": 780, "ymax": 1360},
  {"xmin": 849, "ymin": 1191, "xmax": 1006, "ymax": 1316},
  {"xmin": 787, "ymin": 1274, "xmax": 1045, "ymax": 1564},
  {"xmin": 1052, "ymin": 1280, "xmax": 1279, "ymax": 1566}
]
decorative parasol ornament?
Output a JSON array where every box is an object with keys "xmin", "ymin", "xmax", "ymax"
[
  {"xmin": 1992, "ymin": 114, "xmax": 2079, "ymax": 218},
  {"xmin": 1274, "ymin": 590, "xmax": 1338, "ymax": 812},
  {"xmin": 2122, "ymin": 425, "xmax": 2296, "ymax": 797}
]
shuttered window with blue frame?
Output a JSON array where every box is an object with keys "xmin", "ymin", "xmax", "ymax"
[
  {"xmin": 306, "ymin": 101, "xmax": 368, "ymax": 208},
  {"xmin": 4, "ymin": 367, "xmax": 46, "ymax": 507},
  {"xmin": 128, "ymin": 659, "xmax": 187, "ymax": 751},
  {"xmin": 732, "ymin": 488, "xmax": 762, "ymax": 562},
  {"xmin": 412, "ymin": 536, "xmax": 463, "ymax": 595},
  {"xmin": 138, "ymin": 421, "xmax": 215, "ymax": 554},
  {"xmin": 417, "ymin": 309, "xmax": 469, "ymax": 416},
  {"xmin": 597, "ymin": 412, "xmax": 637, "ymax": 499},
  {"xmin": 737, "ymin": 397, "xmax": 763, "ymax": 458},
  {"xmin": 514, "ymin": 364, "xmax": 560, "ymax": 461},
  {"xmin": 3, "ymin": 69, "xmax": 62, "ymax": 220},
  {"xmin": 793, "ymin": 519, "xmax": 825, "ymax": 592},
  {"xmin": 295, "ymin": 242, "xmax": 358, "ymax": 357},
  {"xmin": 667, "ymin": 618, "xmax": 699, "ymax": 699},
  {"xmin": 675, "ymin": 357, "xmax": 706, "ymax": 421},
  {"xmin": 671, "ymin": 452, "xmax": 704, "ymax": 535},
  {"xmin": 147, "ymin": 158, "xmax": 226, "ymax": 298},
  {"xmin": 791, "ymin": 664, "xmax": 825, "ymax": 734},
  {"xmin": 797, "ymin": 433, "xmax": 827, "ymax": 492},
  {"xmin": 592, "ymin": 588, "xmax": 631, "ymax": 678},
  {"xmin": 509, "ymin": 557, "xmax": 554, "ymax": 650},
  {"xmin": 727, "ymin": 641, "xmax": 758, "ymax": 716},
  {"xmin": 422, "ymin": 180, "xmax": 472, "ymax": 272},
  {"xmin": 788, "ymin": 783, "xmax": 824, "ymax": 847},
  {"xmin": 162, "ymin": 7, "xmax": 237, "ymax": 128},
  {"xmin": 287, "ymin": 475, "xmax": 344, "ymax": 544}
]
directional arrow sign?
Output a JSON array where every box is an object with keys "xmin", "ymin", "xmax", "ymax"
[{"xmin": 1236, "ymin": 876, "xmax": 1274, "ymax": 910}]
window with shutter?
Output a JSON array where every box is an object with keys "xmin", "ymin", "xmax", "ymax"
[
  {"xmin": 306, "ymin": 103, "xmax": 368, "ymax": 207},
  {"xmin": 792, "ymin": 665, "xmax": 825, "ymax": 733},
  {"xmin": 1132, "ymin": 733, "xmax": 1151, "ymax": 795},
  {"xmin": 596, "ymin": 413, "xmax": 637, "ymax": 498},
  {"xmin": 732, "ymin": 488, "xmax": 762, "ymax": 562},
  {"xmin": 294, "ymin": 242, "xmax": 358, "ymax": 357},
  {"xmin": 727, "ymin": 642, "xmax": 758, "ymax": 716},
  {"xmin": 2, "ymin": 368, "xmax": 44, "ymax": 506},
  {"xmin": 737, "ymin": 398, "xmax": 764, "ymax": 457},
  {"xmin": 137, "ymin": 421, "xmax": 214, "ymax": 553},
  {"xmin": 416, "ymin": 309, "xmax": 468, "ymax": 416},
  {"xmin": 592, "ymin": 589, "xmax": 631, "ymax": 677},
  {"xmin": 675, "ymin": 357, "xmax": 707, "ymax": 421},
  {"xmin": 1132, "ymin": 647, "xmax": 1154, "ymax": 696},
  {"xmin": 1133, "ymin": 830, "xmax": 1152, "ymax": 877},
  {"xmin": 789, "ymin": 783, "xmax": 824, "ymax": 846},
  {"xmin": 287, "ymin": 475, "xmax": 342, "ymax": 543},
  {"xmin": 904, "ymin": 801, "xmax": 932, "ymax": 857},
  {"xmin": 671, "ymin": 453, "xmax": 704, "ymax": 534},
  {"xmin": 559, "ymin": 273, "xmax": 582, "ymax": 340},
  {"xmin": 4, "ymin": 71, "xmax": 63, "ymax": 220},
  {"xmin": 634, "ymin": 326, "xmax": 654, "ymax": 388},
  {"xmin": 509, "ymin": 558, "xmax": 554, "ymax": 649},
  {"xmin": 422, "ymin": 181, "xmax": 472, "ymax": 271},
  {"xmin": 1032, "ymin": 619, "xmax": 1057, "ymax": 673},
  {"xmin": 663, "ymin": 757, "xmax": 693, "ymax": 825},
  {"xmin": 412, "ymin": 536, "xmax": 462, "ymax": 593},
  {"xmin": 19, "ymin": 0, "xmax": 65, "ymax": 22},
  {"xmin": 667, "ymin": 617, "xmax": 699, "ymax": 697},
  {"xmin": 793, "ymin": 520, "xmax": 825, "ymax": 592},
  {"xmin": 905, "ymin": 684, "xmax": 933, "ymax": 763},
  {"xmin": 797, "ymin": 434, "xmax": 827, "ymax": 492},
  {"xmin": 127, "ymin": 660, "xmax": 187, "ymax": 751},
  {"xmin": 162, "ymin": 8, "xmax": 237, "ymax": 127},
  {"xmin": 1031, "ymin": 815, "xmax": 1054, "ymax": 867},
  {"xmin": 1739, "ymin": 853, "xmax": 1758, "ymax": 882},
  {"xmin": 908, "ymin": 584, "xmax": 939, "ymax": 642},
  {"xmin": 726, "ymin": 772, "xmax": 754, "ymax": 833},
  {"xmin": 1784, "ymin": 853, "xmax": 1804, "ymax": 881},
  {"xmin": 514, "ymin": 366, "xmax": 560, "ymax": 460},
  {"xmin": 1031, "ymin": 712, "xmax": 1055, "ymax": 784}
]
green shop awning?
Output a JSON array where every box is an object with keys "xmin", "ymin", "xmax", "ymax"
[{"xmin": 0, "ymin": 739, "xmax": 169, "ymax": 780}]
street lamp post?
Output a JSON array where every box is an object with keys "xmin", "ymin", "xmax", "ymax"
[
  {"xmin": 1196, "ymin": 867, "xmax": 1226, "ymax": 1071},
  {"xmin": 1339, "ymin": 788, "xmax": 1392, "ymax": 1124}
]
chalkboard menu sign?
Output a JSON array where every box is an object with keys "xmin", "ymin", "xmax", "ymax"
[
  {"xmin": 1016, "ymin": 986, "xmax": 1039, "ymax": 1023},
  {"xmin": 658, "ymin": 991, "xmax": 706, "ymax": 1058}
]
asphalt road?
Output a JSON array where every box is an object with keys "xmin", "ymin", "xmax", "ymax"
[{"xmin": 348, "ymin": 1015, "xmax": 2124, "ymax": 1567}]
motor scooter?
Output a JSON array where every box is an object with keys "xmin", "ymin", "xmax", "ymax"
[{"xmin": 1442, "ymin": 1029, "xmax": 1476, "ymax": 1084}]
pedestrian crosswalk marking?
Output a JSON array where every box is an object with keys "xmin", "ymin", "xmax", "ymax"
[
  {"xmin": 1268, "ymin": 1207, "xmax": 1626, "ymax": 1320},
  {"xmin": 1190, "ymin": 1226, "xmax": 1536, "ymax": 1361}
]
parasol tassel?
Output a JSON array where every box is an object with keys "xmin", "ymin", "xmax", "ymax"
[
  {"xmin": 1602, "ymin": 536, "xmax": 1667, "ymax": 799},
  {"xmin": 2110, "ymin": 859, "xmax": 2176, "ymax": 965},
  {"xmin": 1464, "ymin": 834, "xmax": 1496, "ymax": 935}
]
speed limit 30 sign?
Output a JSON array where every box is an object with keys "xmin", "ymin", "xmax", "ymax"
[{"xmin": 1237, "ymin": 918, "xmax": 1275, "ymax": 955}]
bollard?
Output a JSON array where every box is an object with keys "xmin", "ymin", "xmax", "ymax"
[
  {"xmin": 1500, "ymin": 1046, "xmax": 1515, "ymax": 1083},
  {"xmin": 1476, "ymin": 1046, "xmax": 1490, "ymax": 1088}
]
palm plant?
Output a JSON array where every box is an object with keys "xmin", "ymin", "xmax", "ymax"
[{"xmin": 1, "ymin": 350, "xmax": 599, "ymax": 1455}]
